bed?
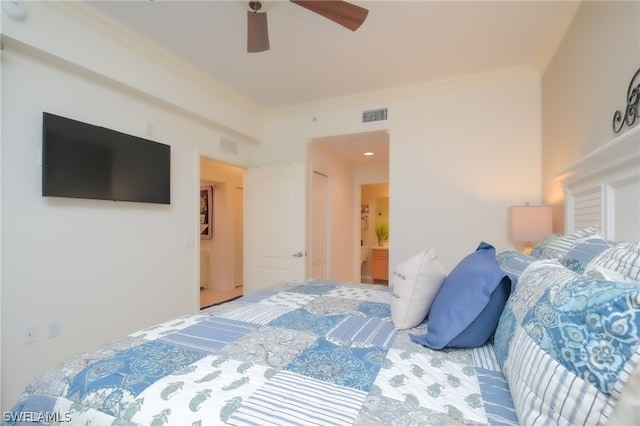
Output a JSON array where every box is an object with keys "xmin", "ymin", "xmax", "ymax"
[
  {"xmin": 4, "ymin": 278, "xmax": 518, "ymax": 425},
  {"xmin": 5, "ymin": 101, "xmax": 640, "ymax": 426}
]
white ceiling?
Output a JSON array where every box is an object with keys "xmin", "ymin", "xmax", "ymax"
[
  {"xmin": 85, "ymin": 0, "xmax": 580, "ymax": 163},
  {"xmin": 310, "ymin": 130, "xmax": 390, "ymax": 166}
]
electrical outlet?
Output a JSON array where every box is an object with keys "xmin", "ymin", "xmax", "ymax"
[
  {"xmin": 47, "ymin": 320, "xmax": 60, "ymax": 338},
  {"xmin": 22, "ymin": 325, "xmax": 36, "ymax": 344}
]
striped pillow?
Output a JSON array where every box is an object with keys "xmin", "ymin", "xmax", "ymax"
[
  {"xmin": 530, "ymin": 226, "xmax": 600, "ymax": 261},
  {"xmin": 585, "ymin": 242, "xmax": 640, "ymax": 283}
]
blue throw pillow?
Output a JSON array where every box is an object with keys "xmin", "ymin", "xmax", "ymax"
[{"xmin": 410, "ymin": 241, "xmax": 511, "ymax": 349}]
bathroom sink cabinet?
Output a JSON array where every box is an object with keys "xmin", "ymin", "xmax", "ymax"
[{"xmin": 371, "ymin": 248, "xmax": 389, "ymax": 284}]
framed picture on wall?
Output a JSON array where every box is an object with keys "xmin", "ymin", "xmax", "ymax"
[
  {"xmin": 361, "ymin": 204, "xmax": 369, "ymax": 229},
  {"xmin": 200, "ymin": 185, "xmax": 213, "ymax": 239}
]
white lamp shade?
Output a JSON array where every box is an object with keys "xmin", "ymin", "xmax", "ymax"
[{"xmin": 509, "ymin": 205, "xmax": 552, "ymax": 243}]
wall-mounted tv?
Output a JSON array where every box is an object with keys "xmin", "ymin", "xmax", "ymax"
[{"xmin": 42, "ymin": 112, "xmax": 170, "ymax": 204}]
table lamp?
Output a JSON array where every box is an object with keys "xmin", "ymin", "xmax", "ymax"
[{"xmin": 509, "ymin": 205, "xmax": 552, "ymax": 254}]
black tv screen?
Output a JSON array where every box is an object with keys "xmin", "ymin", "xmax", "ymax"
[{"xmin": 42, "ymin": 113, "xmax": 170, "ymax": 204}]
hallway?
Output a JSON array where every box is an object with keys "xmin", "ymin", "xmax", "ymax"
[
  {"xmin": 199, "ymin": 157, "xmax": 244, "ymax": 310},
  {"xmin": 200, "ymin": 286, "xmax": 243, "ymax": 309}
]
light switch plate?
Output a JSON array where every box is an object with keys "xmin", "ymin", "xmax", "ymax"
[{"xmin": 23, "ymin": 325, "xmax": 36, "ymax": 344}]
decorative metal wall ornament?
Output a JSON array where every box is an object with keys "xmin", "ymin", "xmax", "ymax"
[{"xmin": 612, "ymin": 67, "xmax": 640, "ymax": 133}]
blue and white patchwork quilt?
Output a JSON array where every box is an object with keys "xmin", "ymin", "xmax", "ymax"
[
  {"xmin": 6, "ymin": 280, "xmax": 517, "ymax": 425},
  {"xmin": 495, "ymin": 260, "xmax": 640, "ymax": 425}
]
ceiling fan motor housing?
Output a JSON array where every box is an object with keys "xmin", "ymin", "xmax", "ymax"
[{"xmin": 249, "ymin": 1, "xmax": 263, "ymax": 13}]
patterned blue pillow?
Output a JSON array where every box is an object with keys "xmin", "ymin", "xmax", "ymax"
[
  {"xmin": 524, "ymin": 273, "xmax": 639, "ymax": 394},
  {"xmin": 496, "ymin": 249, "xmax": 536, "ymax": 290},
  {"xmin": 530, "ymin": 233, "xmax": 560, "ymax": 259},
  {"xmin": 495, "ymin": 260, "xmax": 640, "ymax": 424},
  {"xmin": 560, "ymin": 236, "xmax": 617, "ymax": 273},
  {"xmin": 410, "ymin": 242, "xmax": 511, "ymax": 349}
]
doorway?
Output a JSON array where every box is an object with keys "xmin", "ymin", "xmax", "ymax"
[
  {"xmin": 199, "ymin": 157, "xmax": 244, "ymax": 308},
  {"xmin": 360, "ymin": 183, "xmax": 389, "ymax": 283},
  {"xmin": 308, "ymin": 130, "xmax": 389, "ymax": 283}
]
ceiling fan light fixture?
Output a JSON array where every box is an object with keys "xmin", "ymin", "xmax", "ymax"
[{"xmin": 247, "ymin": 2, "xmax": 270, "ymax": 52}]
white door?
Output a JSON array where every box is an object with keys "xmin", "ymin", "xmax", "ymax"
[
  {"xmin": 233, "ymin": 186, "xmax": 244, "ymax": 288},
  {"xmin": 244, "ymin": 163, "xmax": 307, "ymax": 294},
  {"xmin": 311, "ymin": 171, "xmax": 328, "ymax": 279}
]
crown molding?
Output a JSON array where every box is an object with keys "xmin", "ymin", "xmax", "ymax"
[
  {"xmin": 264, "ymin": 65, "xmax": 540, "ymax": 120},
  {"xmin": 45, "ymin": 1, "xmax": 264, "ymax": 117}
]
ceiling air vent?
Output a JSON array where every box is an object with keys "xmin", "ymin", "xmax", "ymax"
[
  {"xmin": 220, "ymin": 137, "xmax": 238, "ymax": 154},
  {"xmin": 362, "ymin": 108, "xmax": 388, "ymax": 123}
]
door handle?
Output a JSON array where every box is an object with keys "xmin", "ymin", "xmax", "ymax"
[{"xmin": 292, "ymin": 251, "xmax": 305, "ymax": 257}]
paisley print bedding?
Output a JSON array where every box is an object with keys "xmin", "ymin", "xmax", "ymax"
[{"xmin": 5, "ymin": 280, "xmax": 517, "ymax": 425}]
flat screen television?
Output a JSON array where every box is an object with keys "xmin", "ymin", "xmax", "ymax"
[{"xmin": 42, "ymin": 112, "xmax": 171, "ymax": 204}]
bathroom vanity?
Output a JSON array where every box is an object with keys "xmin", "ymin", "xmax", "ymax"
[{"xmin": 371, "ymin": 247, "xmax": 389, "ymax": 284}]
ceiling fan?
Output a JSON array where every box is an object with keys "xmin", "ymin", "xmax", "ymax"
[{"xmin": 247, "ymin": 0, "xmax": 369, "ymax": 53}]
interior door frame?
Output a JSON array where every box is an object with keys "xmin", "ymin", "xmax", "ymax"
[{"xmin": 310, "ymin": 170, "xmax": 329, "ymax": 279}]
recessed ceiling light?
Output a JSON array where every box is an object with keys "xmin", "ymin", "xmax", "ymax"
[{"xmin": 364, "ymin": 151, "xmax": 374, "ymax": 156}]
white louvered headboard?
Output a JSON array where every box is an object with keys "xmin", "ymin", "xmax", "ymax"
[{"xmin": 556, "ymin": 125, "xmax": 640, "ymax": 241}]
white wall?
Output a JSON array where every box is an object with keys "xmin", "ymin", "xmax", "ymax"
[
  {"xmin": 1, "ymin": 4, "xmax": 259, "ymax": 411},
  {"xmin": 1, "ymin": 2, "xmax": 263, "ymax": 143},
  {"xmin": 2, "ymin": 44, "xmax": 191, "ymax": 411},
  {"xmin": 390, "ymin": 72, "xmax": 542, "ymax": 270},
  {"xmin": 261, "ymin": 68, "xmax": 543, "ymax": 272},
  {"xmin": 541, "ymin": 1, "xmax": 640, "ymax": 232}
]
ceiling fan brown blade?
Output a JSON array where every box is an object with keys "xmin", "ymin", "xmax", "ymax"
[
  {"xmin": 247, "ymin": 10, "xmax": 270, "ymax": 52},
  {"xmin": 291, "ymin": 0, "xmax": 368, "ymax": 31}
]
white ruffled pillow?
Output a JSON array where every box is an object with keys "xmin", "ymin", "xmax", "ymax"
[{"xmin": 389, "ymin": 248, "xmax": 446, "ymax": 330}]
